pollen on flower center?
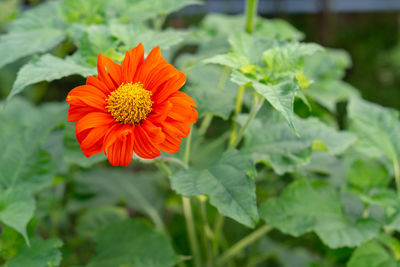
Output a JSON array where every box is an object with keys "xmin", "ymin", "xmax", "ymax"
[{"xmin": 106, "ymin": 82, "xmax": 153, "ymax": 124}]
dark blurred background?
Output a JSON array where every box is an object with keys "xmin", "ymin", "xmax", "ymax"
[{"xmin": 1, "ymin": 0, "xmax": 399, "ymax": 110}]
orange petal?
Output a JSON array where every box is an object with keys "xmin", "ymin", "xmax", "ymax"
[
  {"xmin": 80, "ymin": 125, "xmax": 110, "ymax": 157},
  {"xmin": 97, "ymin": 53, "xmax": 122, "ymax": 91},
  {"xmin": 153, "ymin": 71, "xmax": 186, "ymax": 104},
  {"xmin": 144, "ymin": 63, "xmax": 177, "ymax": 93},
  {"xmin": 66, "ymin": 85, "xmax": 107, "ymax": 111},
  {"xmin": 147, "ymin": 100, "xmax": 172, "ymax": 123},
  {"xmin": 133, "ymin": 124, "xmax": 161, "ymax": 159},
  {"xmin": 67, "ymin": 105, "xmax": 97, "ymax": 122},
  {"xmin": 106, "ymin": 131, "xmax": 134, "ymax": 166},
  {"xmin": 141, "ymin": 119, "xmax": 165, "ymax": 145},
  {"xmin": 75, "ymin": 112, "xmax": 114, "ymax": 134},
  {"xmin": 122, "ymin": 43, "xmax": 145, "ymax": 83},
  {"xmin": 134, "ymin": 46, "xmax": 166, "ymax": 84},
  {"xmin": 87, "ymin": 75, "xmax": 111, "ymax": 95}
]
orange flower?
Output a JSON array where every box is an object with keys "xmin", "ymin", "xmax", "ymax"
[{"xmin": 66, "ymin": 43, "xmax": 198, "ymax": 166}]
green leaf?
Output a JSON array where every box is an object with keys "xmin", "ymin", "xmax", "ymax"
[
  {"xmin": 260, "ymin": 179, "xmax": 380, "ymax": 248},
  {"xmin": 8, "ymin": 54, "xmax": 96, "ymax": 101},
  {"xmin": 347, "ymin": 240, "xmax": 396, "ymax": 267},
  {"xmin": 170, "ymin": 150, "xmax": 258, "ymax": 227},
  {"xmin": 61, "ymin": 0, "xmax": 107, "ymax": 25},
  {"xmin": 0, "ymin": 188, "xmax": 34, "ymax": 244},
  {"xmin": 242, "ymin": 105, "xmax": 355, "ymax": 174},
  {"xmin": 306, "ymin": 80, "xmax": 360, "ymax": 112},
  {"xmin": 74, "ymin": 169, "xmax": 166, "ymax": 222},
  {"xmin": 348, "ymin": 98, "xmax": 400, "ymax": 173},
  {"xmin": 347, "ymin": 158, "xmax": 391, "ymax": 189},
  {"xmin": 77, "ymin": 206, "xmax": 129, "ymax": 239},
  {"xmin": 184, "ymin": 64, "xmax": 236, "ymax": 119},
  {"xmin": 87, "ymin": 219, "xmax": 178, "ymax": 267},
  {"xmin": 3, "ymin": 238, "xmax": 63, "ymax": 267},
  {"xmin": 110, "ymin": 23, "xmax": 187, "ymax": 54},
  {"xmin": 106, "ymin": 0, "xmax": 201, "ymax": 22},
  {"xmin": 0, "ymin": 2, "xmax": 65, "ymax": 68},
  {"xmin": 0, "ymin": 98, "xmax": 66, "ymax": 242}
]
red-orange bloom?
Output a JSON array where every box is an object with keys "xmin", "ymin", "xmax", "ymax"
[{"xmin": 66, "ymin": 43, "xmax": 198, "ymax": 166}]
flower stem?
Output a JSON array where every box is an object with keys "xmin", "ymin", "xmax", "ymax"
[
  {"xmin": 394, "ymin": 157, "xmax": 400, "ymax": 196},
  {"xmin": 228, "ymin": 85, "xmax": 245, "ymax": 147},
  {"xmin": 245, "ymin": 0, "xmax": 259, "ymax": 34},
  {"xmin": 199, "ymin": 114, "xmax": 213, "ymax": 135},
  {"xmin": 181, "ymin": 129, "xmax": 202, "ymax": 267},
  {"xmin": 216, "ymin": 224, "xmax": 271, "ymax": 266},
  {"xmin": 230, "ymin": 95, "xmax": 264, "ymax": 149}
]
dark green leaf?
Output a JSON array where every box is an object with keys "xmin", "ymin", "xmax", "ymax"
[
  {"xmin": 87, "ymin": 219, "xmax": 178, "ymax": 267},
  {"xmin": 170, "ymin": 150, "xmax": 258, "ymax": 227},
  {"xmin": 347, "ymin": 240, "xmax": 396, "ymax": 267}
]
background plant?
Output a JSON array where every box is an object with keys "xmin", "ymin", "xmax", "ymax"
[{"xmin": 0, "ymin": 0, "xmax": 399, "ymax": 266}]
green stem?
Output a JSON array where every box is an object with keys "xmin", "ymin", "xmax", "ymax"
[
  {"xmin": 183, "ymin": 197, "xmax": 202, "ymax": 267},
  {"xmin": 199, "ymin": 114, "xmax": 213, "ymax": 135},
  {"xmin": 181, "ymin": 128, "xmax": 202, "ymax": 267},
  {"xmin": 212, "ymin": 213, "xmax": 225, "ymax": 257},
  {"xmin": 199, "ymin": 200, "xmax": 213, "ymax": 266},
  {"xmin": 230, "ymin": 95, "xmax": 264, "ymax": 149},
  {"xmin": 216, "ymin": 225, "xmax": 271, "ymax": 266},
  {"xmin": 228, "ymin": 85, "xmax": 245, "ymax": 147},
  {"xmin": 245, "ymin": 0, "xmax": 259, "ymax": 34},
  {"xmin": 394, "ymin": 157, "xmax": 400, "ymax": 196}
]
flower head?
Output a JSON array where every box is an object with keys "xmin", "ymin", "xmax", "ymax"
[{"xmin": 66, "ymin": 43, "xmax": 198, "ymax": 166}]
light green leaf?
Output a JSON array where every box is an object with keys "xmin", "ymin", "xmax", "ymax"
[
  {"xmin": 348, "ymin": 98, "xmax": 400, "ymax": 175},
  {"xmin": 260, "ymin": 179, "xmax": 380, "ymax": 248},
  {"xmin": 74, "ymin": 169, "xmax": 166, "ymax": 223},
  {"xmin": 0, "ymin": 98, "xmax": 66, "ymax": 242},
  {"xmin": 87, "ymin": 219, "xmax": 178, "ymax": 267},
  {"xmin": 170, "ymin": 150, "xmax": 258, "ymax": 227},
  {"xmin": 0, "ymin": 2, "xmax": 65, "ymax": 68},
  {"xmin": 8, "ymin": 54, "xmax": 96, "ymax": 101},
  {"xmin": 109, "ymin": 23, "xmax": 187, "ymax": 54},
  {"xmin": 347, "ymin": 240, "xmax": 396, "ymax": 267},
  {"xmin": 347, "ymin": 158, "xmax": 391, "ymax": 189},
  {"xmin": 77, "ymin": 206, "xmax": 129, "ymax": 239},
  {"xmin": 0, "ymin": 188, "xmax": 34, "ymax": 244},
  {"xmin": 3, "ymin": 238, "xmax": 63, "ymax": 267},
  {"xmin": 61, "ymin": 0, "xmax": 107, "ymax": 25},
  {"xmin": 106, "ymin": 0, "xmax": 201, "ymax": 21},
  {"xmin": 184, "ymin": 64, "xmax": 236, "ymax": 119},
  {"xmin": 242, "ymin": 105, "xmax": 355, "ymax": 174}
]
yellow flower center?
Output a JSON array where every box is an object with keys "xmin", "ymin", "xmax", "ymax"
[{"xmin": 106, "ymin": 82, "xmax": 153, "ymax": 124}]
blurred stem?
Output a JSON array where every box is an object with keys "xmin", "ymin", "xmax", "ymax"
[
  {"xmin": 228, "ymin": 85, "xmax": 245, "ymax": 147},
  {"xmin": 199, "ymin": 114, "xmax": 213, "ymax": 135},
  {"xmin": 212, "ymin": 213, "xmax": 225, "ymax": 256},
  {"xmin": 199, "ymin": 66, "xmax": 230, "ymax": 136},
  {"xmin": 216, "ymin": 225, "xmax": 271, "ymax": 266},
  {"xmin": 230, "ymin": 95, "xmax": 264, "ymax": 149},
  {"xmin": 153, "ymin": 13, "xmax": 166, "ymax": 31},
  {"xmin": 394, "ymin": 157, "xmax": 400, "ymax": 195},
  {"xmin": 199, "ymin": 199, "xmax": 213, "ymax": 266},
  {"xmin": 183, "ymin": 197, "xmax": 202, "ymax": 267},
  {"xmin": 245, "ymin": 0, "xmax": 258, "ymax": 34},
  {"xmin": 182, "ymin": 129, "xmax": 202, "ymax": 267}
]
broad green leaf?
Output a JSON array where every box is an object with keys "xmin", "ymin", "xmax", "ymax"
[
  {"xmin": 347, "ymin": 158, "xmax": 391, "ymax": 189},
  {"xmin": 3, "ymin": 238, "xmax": 63, "ymax": 267},
  {"xmin": 242, "ymin": 105, "xmax": 355, "ymax": 174},
  {"xmin": 61, "ymin": 0, "xmax": 107, "ymax": 25},
  {"xmin": 347, "ymin": 240, "xmax": 396, "ymax": 267},
  {"xmin": 8, "ymin": 54, "xmax": 96, "ymax": 101},
  {"xmin": 62, "ymin": 124, "xmax": 106, "ymax": 168},
  {"xmin": 0, "ymin": 98, "xmax": 66, "ymax": 242},
  {"xmin": 87, "ymin": 219, "xmax": 178, "ymax": 267},
  {"xmin": 184, "ymin": 64, "xmax": 236, "ymax": 119},
  {"xmin": 306, "ymin": 80, "xmax": 359, "ymax": 112},
  {"xmin": 0, "ymin": 188, "xmax": 34, "ymax": 244},
  {"xmin": 348, "ymin": 98, "xmax": 400, "ymax": 176},
  {"xmin": 76, "ymin": 206, "xmax": 129, "ymax": 238},
  {"xmin": 198, "ymin": 14, "xmax": 303, "ymax": 43},
  {"xmin": 109, "ymin": 23, "xmax": 187, "ymax": 54},
  {"xmin": 260, "ymin": 179, "xmax": 380, "ymax": 248},
  {"xmin": 0, "ymin": 2, "xmax": 65, "ymax": 68},
  {"xmin": 74, "ymin": 169, "xmax": 166, "ymax": 222},
  {"xmin": 170, "ymin": 150, "xmax": 258, "ymax": 227},
  {"xmin": 105, "ymin": 0, "xmax": 201, "ymax": 22}
]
